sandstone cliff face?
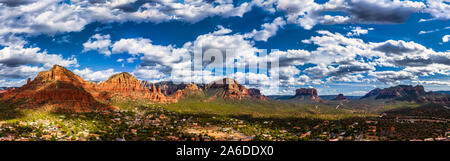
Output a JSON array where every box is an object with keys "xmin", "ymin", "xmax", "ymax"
[
  {"xmin": 1, "ymin": 65, "xmax": 111, "ymax": 112},
  {"xmin": 203, "ymin": 78, "xmax": 268, "ymax": 101},
  {"xmin": 1, "ymin": 65, "xmax": 274, "ymax": 111},
  {"xmin": 205, "ymin": 78, "xmax": 251, "ymax": 100},
  {"xmin": 32, "ymin": 65, "xmax": 88, "ymax": 86},
  {"xmin": 169, "ymin": 83, "xmax": 204, "ymax": 99},
  {"xmin": 292, "ymin": 88, "xmax": 322, "ymax": 102},
  {"xmin": 152, "ymin": 81, "xmax": 187, "ymax": 95},
  {"xmin": 86, "ymin": 72, "xmax": 174, "ymax": 103},
  {"xmin": 333, "ymin": 94, "xmax": 348, "ymax": 101},
  {"xmin": 0, "ymin": 65, "xmax": 177, "ymax": 112},
  {"xmin": 248, "ymin": 88, "xmax": 269, "ymax": 100}
]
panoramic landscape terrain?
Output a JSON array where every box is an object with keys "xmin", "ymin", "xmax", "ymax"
[
  {"xmin": 0, "ymin": 0, "xmax": 449, "ymax": 142},
  {"xmin": 0, "ymin": 65, "xmax": 448, "ymax": 141}
]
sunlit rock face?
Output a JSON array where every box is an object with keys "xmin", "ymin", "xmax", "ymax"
[
  {"xmin": 205, "ymin": 78, "xmax": 257, "ymax": 100},
  {"xmin": 86, "ymin": 72, "xmax": 174, "ymax": 103},
  {"xmin": 293, "ymin": 88, "xmax": 322, "ymax": 102},
  {"xmin": 0, "ymin": 65, "xmax": 176, "ymax": 112},
  {"xmin": 0, "ymin": 65, "xmax": 112, "ymax": 113},
  {"xmin": 170, "ymin": 83, "xmax": 204, "ymax": 100}
]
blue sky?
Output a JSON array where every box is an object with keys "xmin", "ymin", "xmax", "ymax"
[{"xmin": 0, "ymin": 0, "xmax": 449, "ymax": 95}]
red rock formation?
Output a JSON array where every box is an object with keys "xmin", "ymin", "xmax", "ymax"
[
  {"xmin": 0, "ymin": 65, "xmax": 177, "ymax": 112},
  {"xmin": 185, "ymin": 83, "xmax": 201, "ymax": 91},
  {"xmin": 1, "ymin": 65, "xmax": 112, "ymax": 112},
  {"xmin": 86, "ymin": 72, "xmax": 174, "ymax": 103},
  {"xmin": 205, "ymin": 78, "xmax": 251, "ymax": 100},
  {"xmin": 153, "ymin": 82, "xmax": 182, "ymax": 95},
  {"xmin": 0, "ymin": 87, "xmax": 15, "ymax": 94},
  {"xmin": 361, "ymin": 85, "xmax": 449, "ymax": 104},
  {"xmin": 361, "ymin": 88, "xmax": 381, "ymax": 98},
  {"xmin": 170, "ymin": 83, "xmax": 204, "ymax": 99},
  {"xmin": 293, "ymin": 88, "xmax": 322, "ymax": 102},
  {"xmin": 0, "ymin": 87, "xmax": 15, "ymax": 97},
  {"xmin": 333, "ymin": 94, "xmax": 348, "ymax": 101},
  {"xmin": 248, "ymin": 88, "xmax": 269, "ymax": 100},
  {"xmin": 203, "ymin": 78, "xmax": 268, "ymax": 101},
  {"xmin": 361, "ymin": 85, "xmax": 426, "ymax": 100}
]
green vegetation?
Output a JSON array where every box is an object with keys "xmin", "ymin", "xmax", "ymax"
[
  {"xmin": 162, "ymin": 96, "xmax": 374, "ymax": 119},
  {"xmin": 0, "ymin": 97, "xmax": 448, "ymax": 141}
]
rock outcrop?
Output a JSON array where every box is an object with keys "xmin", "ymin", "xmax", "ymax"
[
  {"xmin": 361, "ymin": 85, "xmax": 450, "ymax": 104},
  {"xmin": 206, "ymin": 78, "xmax": 249, "ymax": 100},
  {"xmin": 205, "ymin": 78, "xmax": 268, "ymax": 100},
  {"xmin": 0, "ymin": 87, "xmax": 15, "ymax": 97},
  {"xmin": 333, "ymin": 94, "xmax": 348, "ymax": 101},
  {"xmin": 0, "ymin": 65, "xmax": 178, "ymax": 112},
  {"xmin": 0, "ymin": 65, "xmax": 112, "ymax": 112},
  {"xmin": 86, "ymin": 72, "xmax": 173, "ymax": 103},
  {"xmin": 248, "ymin": 88, "xmax": 269, "ymax": 100},
  {"xmin": 291, "ymin": 88, "xmax": 322, "ymax": 102},
  {"xmin": 170, "ymin": 83, "xmax": 204, "ymax": 99},
  {"xmin": 0, "ymin": 87, "xmax": 15, "ymax": 93},
  {"xmin": 151, "ymin": 81, "xmax": 188, "ymax": 96},
  {"xmin": 361, "ymin": 85, "xmax": 426, "ymax": 100}
]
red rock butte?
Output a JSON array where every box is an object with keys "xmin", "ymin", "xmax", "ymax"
[
  {"xmin": 0, "ymin": 65, "xmax": 174, "ymax": 112},
  {"xmin": 293, "ymin": 88, "xmax": 322, "ymax": 102},
  {"xmin": 171, "ymin": 83, "xmax": 204, "ymax": 99},
  {"xmin": 205, "ymin": 78, "xmax": 267, "ymax": 100},
  {"xmin": 0, "ymin": 65, "xmax": 110, "ymax": 112},
  {"xmin": 86, "ymin": 72, "xmax": 172, "ymax": 103},
  {"xmin": 333, "ymin": 94, "xmax": 348, "ymax": 101}
]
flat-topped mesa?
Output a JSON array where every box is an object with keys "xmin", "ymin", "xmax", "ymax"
[
  {"xmin": 206, "ymin": 78, "xmax": 250, "ymax": 100},
  {"xmin": 333, "ymin": 93, "xmax": 348, "ymax": 101},
  {"xmin": 293, "ymin": 88, "xmax": 322, "ymax": 102}
]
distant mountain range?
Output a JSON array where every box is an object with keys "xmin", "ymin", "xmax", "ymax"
[{"xmin": 361, "ymin": 85, "xmax": 449, "ymax": 104}]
